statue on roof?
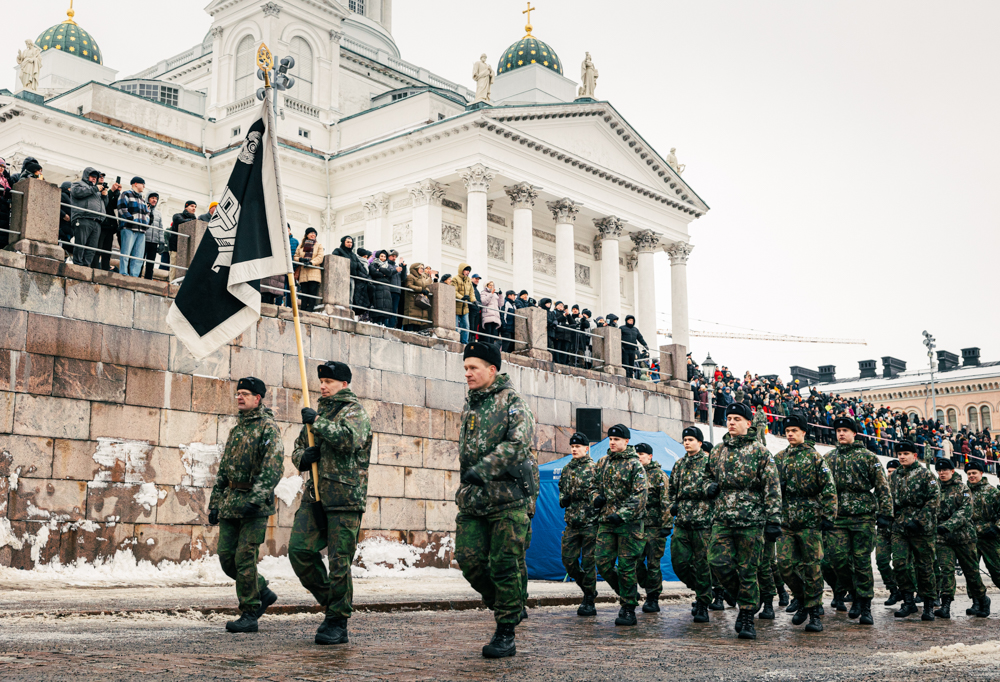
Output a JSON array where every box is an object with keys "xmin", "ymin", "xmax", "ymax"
[
  {"xmin": 17, "ymin": 39, "xmax": 42, "ymax": 93},
  {"xmin": 578, "ymin": 52, "xmax": 598, "ymax": 99},
  {"xmin": 668, "ymin": 147, "xmax": 686, "ymax": 175},
  {"xmin": 472, "ymin": 53, "xmax": 494, "ymax": 104}
]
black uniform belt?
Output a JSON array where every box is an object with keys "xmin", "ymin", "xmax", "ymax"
[{"xmin": 228, "ymin": 481, "xmax": 252, "ymax": 490}]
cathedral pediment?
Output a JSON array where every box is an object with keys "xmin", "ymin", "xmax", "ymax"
[{"xmin": 205, "ymin": 0, "xmax": 349, "ymax": 18}]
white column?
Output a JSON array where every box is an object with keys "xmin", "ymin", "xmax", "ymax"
[
  {"xmin": 630, "ymin": 230, "xmax": 660, "ymax": 347},
  {"xmin": 362, "ymin": 192, "xmax": 389, "ymax": 253},
  {"xmin": 595, "ymin": 216, "xmax": 626, "ymax": 319},
  {"xmin": 207, "ymin": 26, "xmax": 224, "ymax": 114},
  {"xmin": 459, "ymin": 164, "xmax": 496, "ymax": 283},
  {"xmin": 547, "ymin": 198, "xmax": 582, "ymax": 306},
  {"xmin": 665, "ymin": 242, "xmax": 694, "ymax": 350},
  {"xmin": 505, "ymin": 182, "xmax": 539, "ymax": 297},
  {"xmin": 407, "ymin": 180, "xmax": 446, "ymax": 268},
  {"xmin": 328, "ymin": 29, "xmax": 343, "ymax": 119}
]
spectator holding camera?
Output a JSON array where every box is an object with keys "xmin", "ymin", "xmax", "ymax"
[
  {"xmin": 70, "ymin": 167, "xmax": 108, "ymax": 267},
  {"xmin": 453, "ymin": 263, "xmax": 475, "ymax": 344}
]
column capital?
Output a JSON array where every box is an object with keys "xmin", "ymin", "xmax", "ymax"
[
  {"xmin": 459, "ymin": 163, "xmax": 497, "ymax": 193},
  {"xmin": 625, "ymin": 249, "xmax": 638, "ymax": 272},
  {"xmin": 261, "ymin": 2, "xmax": 282, "ymax": 17},
  {"xmin": 407, "ymin": 179, "xmax": 447, "ymax": 207},
  {"xmin": 210, "ymin": 26, "xmax": 224, "ymax": 39},
  {"xmin": 546, "ymin": 197, "xmax": 582, "ymax": 223},
  {"xmin": 329, "ymin": 29, "xmax": 344, "ymax": 44},
  {"xmin": 504, "ymin": 182, "xmax": 539, "ymax": 209},
  {"xmin": 594, "ymin": 215, "xmax": 627, "ymax": 239},
  {"xmin": 362, "ymin": 192, "xmax": 390, "ymax": 218},
  {"xmin": 665, "ymin": 241, "xmax": 694, "ymax": 264},
  {"xmin": 629, "ymin": 229, "xmax": 660, "ymax": 253}
]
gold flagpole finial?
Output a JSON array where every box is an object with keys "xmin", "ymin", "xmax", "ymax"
[
  {"xmin": 523, "ymin": 1, "xmax": 535, "ymax": 37},
  {"xmin": 65, "ymin": 0, "xmax": 77, "ymax": 24},
  {"xmin": 257, "ymin": 43, "xmax": 273, "ymax": 87}
]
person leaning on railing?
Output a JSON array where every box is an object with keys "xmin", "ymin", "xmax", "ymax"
[
  {"xmin": 293, "ymin": 227, "xmax": 324, "ymax": 312},
  {"xmin": 69, "ymin": 167, "xmax": 108, "ymax": 268},
  {"xmin": 402, "ymin": 262, "xmax": 433, "ymax": 332}
]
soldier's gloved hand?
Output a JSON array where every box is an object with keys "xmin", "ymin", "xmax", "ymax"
[
  {"xmin": 606, "ymin": 513, "xmax": 624, "ymax": 524},
  {"xmin": 593, "ymin": 495, "xmax": 607, "ymax": 509},
  {"xmin": 461, "ymin": 469, "xmax": 486, "ymax": 486},
  {"xmin": 208, "ymin": 509, "xmax": 219, "ymax": 525},
  {"xmin": 298, "ymin": 446, "xmax": 321, "ymax": 471},
  {"xmin": 876, "ymin": 514, "xmax": 893, "ymax": 530},
  {"xmin": 301, "ymin": 407, "xmax": 318, "ymax": 424},
  {"xmin": 658, "ymin": 527, "xmax": 672, "ymax": 539},
  {"xmin": 820, "ymin": 518, "xmax": 836, "ymax": 532},
  {"xmin": 904, "ymin": 520, "xmax": 923, "ymax": 536},
  {"xmin": 706, "ymin": 482, "xmax": 720, "ymax": 498},
  {"xmin": 559, "ymin": 497, "xmax": 570, "ymax": 509},
  {"xmin": 669, "ymin": 503, "xmax": 679, "ymax": 516},
  {"xmin": 239, "ymin": 501, "xmax": 259, "ymax": 517},
  {"xmin": 764, "ymin": 524, "xmax": 782, "ymax": 542}
]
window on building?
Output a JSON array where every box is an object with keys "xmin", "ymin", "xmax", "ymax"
[
  {"xmin": 947, "ymin": 408, "xmax": 958, "ymax": 431},
  {"xmin": 298, "ymin": 128, "xmax": 310, "ymax": 139},
  {"xmin": 935, "ymin": 409, "xmax": 945, "ymax": 424},
  {"xmin": 77, "ymin": 105, "xmax": 84, "ymax": 115},
  {"xmin": 982, "ymin": 405, "xmax": 992, "ymax": 431},
  {"xmin": 355, "ymin": 235, "xmax": 365, "ymax": 251},
  {"xmin": 968, "ymin": 406, "xmax": 980, "ymax": 431},
  {"xmin": 287, "ymin": 37, "xmax": 313, "ymax": 103},
  {"xmin": 909, "ymin": 412, "xmax": 920, "ymax": 424},
  {"xmin": 391, "ymin": 92, "xmax": 409, "ymax": 102},
  {"xmin": 234, "ymin": 35, "xmax": 255, "ymax": 100},
  {"xmin": 349, "ymin": 0, "xmax": 365, "ymax": 15},
  {"xmin": 120, "ymin": 82, "xmax": 179, "ymax": 107},
  {"xmin": 232, "ymin": 126, "xmax": 241, "ymax": 137}
]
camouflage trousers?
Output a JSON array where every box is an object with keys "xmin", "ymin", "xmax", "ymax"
[
  {"xmin": 671, "ymin": 526, "xmax": 713, "ymax": 604},
  {"xmin": 635, "ymin": 526, "xmax": 666, "ymax": 599},
  {"xmin": 217, "ymin": 516, "xmax": 269, "ymax": 614},
  {"xmin": 561, "ymin": 524, "xmax": 597, "ymax": 596},
  {"xmin": 936, "ymin": 540, "xmax": 986, "ymax": 599},
  {"xmin": 455, "ymin": 508, "xmax": 530, "ymax": 625},
  {"xmin": 521, "ymin": 523, "xmax": 533, "ymax": 602},
  {"xmin": 978, "ymin": 536, "xmax": 1000, "ymax": 590},
  {"xmin": 595, "ymin": 522, "xmax": 645, "ymax": 607},
  {"xmin": 756, "ymin": 540, "xmax": 780, "ymax": 600},
  {"xmin": 876, "ymin": 529, "xmax": 896, "ymax": 589},
  {"xmin": 709, "ymin": 524, "xmax": 764, "ymax": 610},
  {"xmin": 289, "ymin": 508, "xmax": 362, "ymax": 619},
  {"xmin": 824, "ymin": 520, "xmax": 876, "ymax": 599},
  {"xmin": 891, "ymin": 531, "xmax": 937, "ymax": 601},
  {"xmin": 776, "ymin": 529, "xmax": 824, "ymax": 609}
]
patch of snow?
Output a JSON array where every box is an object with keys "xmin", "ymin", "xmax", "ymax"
[
  {"xmin": 145, "ymin": 538, "xmax": 155, "ymax": 545},
  {"xmin": 133, "ymin": 483, "xmax": 165, "ymax": 511},
  {"xmin": 894, "ymin": 640, "xmax": 1000, "ymax": 664},
  {"xmin": 436, "ymin": 536, "xmax": 455, "ymax": 561},
  {"xmin": 91, "ymin": 438, "xmax": 152, "ymax": 483},
  {"xmin": 180, "ymin": 443, "xmax": 222, "ymax": 487},
  {"xmin": 29, "ymin": 526, "xmax": 49, "ymax": 566},
  {"xmin": 25, "ymin": 503, "xmax": 51, "ymax": 519},
  {"xmin": 9, "ymin": 466, "xmax": 19, "ymax": 491},
  {"xmin": 274, "ymin": 475, "xmax": 303, "ymax": 507},
  {"xmin": 0, "ymin": 517, "xmax": 24, "ymax": 550}
]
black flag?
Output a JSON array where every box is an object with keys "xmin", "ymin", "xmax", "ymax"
[{"xmin": 167, "ymin": 100, "xmax": 291, "ymax": 359}]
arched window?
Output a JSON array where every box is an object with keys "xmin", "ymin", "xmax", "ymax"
[
  {"xmin": 981, "ymin": 405, "xmax": 992, "ymax": 431},
  {"xmin": 968, "ymin": 406, "xmax": 980, "ymax": 431},
  {"xmin": 287, "ymin": 37, "xmax": 313, "ymax": 103},
  {"xmin": 947, "ymin": 408, "xmax": 958, "ymax": 431},
  {"xmin": 935, "ymin": 409, "xmax": 944, "ymax": 424},
  {"xmin": 909, "ymin": 412, "xmax": 920, "ymax": 424},
  {"xmin": 349, "ymin": 0, "xmax": 366, "ymax": 15},
  {"xmin": 234, "ymin": 35, "xmax": 255, "ymax": 100}
]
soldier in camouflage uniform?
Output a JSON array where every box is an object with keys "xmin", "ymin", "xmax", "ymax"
[
  {"xmin": 774, "ymin": 414, "xmax": 838, "ymax": 631},
  {"xmin": 634, "ymin": 442, "xmax": 672, "ymax": 614},
  {"xmin": 668, "ymin": 426, "xmax": 714, "ymax": 623},
  {"xmin": 965, "ymin": 460, "xmax": 998, "ymax": 616},
  {"xmin": 878, "ymin": 459, "xmax": 902, "ymax": 606},
  {"xmin": 823, "ymin": 416, "xmax": 892, "ymax": 620},
  {"xmin": 705, "ymin": 403, "xmax": 782, "ymax": 640},
  {"xmin": 890, "ymin": 440, "xmax": 940, "ymax": 620},
  {"xmin": 519, "ymin": 451, "xmax": 541, "ymax": 622},
  {"xmin": 593, "ymin": 424, "xmax": 648, "ymax": 627},
  {"xmin": 208, "ymin": 376, "xmax": 284, "ymax": 634},
  {"xmin": 290, "ymin": 361, "xmax": 373, "ymax": 646},
  {"xmin": 933, "ymin": 458, "xmax": 986, "ymax": 619},
  {"xmin": 559, "ymin": 431, "xmax": 599, "ymax": 616},
  {"xmin": 453, "ymin": 342, "xmax": 537, "ymax": 659},
  {"xmin": 752, "ymin": 405, "xmax": 768, "ymax": 445}
]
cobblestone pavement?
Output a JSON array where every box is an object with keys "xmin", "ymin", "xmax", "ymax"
[{"xmin": 2, "ymin": 596, "xmax": 1000, "ymax": 681}]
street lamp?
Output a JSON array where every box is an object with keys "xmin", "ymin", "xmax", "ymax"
[
  {"xmin": 702, "ymin": 353, "xmax": 717, "ymax": 443},
  {"xmin": 922, "ymin": 331, "xmax": 937, "ymax": 424}
]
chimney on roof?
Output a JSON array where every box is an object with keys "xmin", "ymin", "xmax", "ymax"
[
  {"xmin": 882, "ymin": 356, "xmax": 906, "ymax": 379},
  {"xmin": 818, "ymin": 365, "xmax": 836, "ymax": 383},
  {"xmin": 789, "ymin": 366, "xmax": 820, "ymax": 386},
  {"xmin": 961, "ymin": 347, "xmax": 981, "ymax": 367},
  {"xmin": 937, "ymin": 350, "xmax": 959, "ymax": 372},
  {"xmin": 859, "ymin": 359, "xmax": 878, "ymax": 379}
]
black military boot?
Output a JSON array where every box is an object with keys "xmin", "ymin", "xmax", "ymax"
[
  {"xmin": 792, "ymin": 603, "xmax": 809, "ymax": 626},
  {"xmin": 738, "ymin": 610, "xmax": 757, "ymax": 640},
  {"xmin": 615, "ymin": 605, "xmax": 637, "ymax": 626},
  {"xmin": 777, "ymin": 586, "xmax": 789, "ymax": 608},
  {"xmin": 976, "ymin": 594, "xmax": 991, "ymax": 617},
  {"xmin": 921, "ymin": 599, "xmax": 936, "ymax": 621},
  {"xmin": 691, "ymin": 600, "xmax": 698, "ymax": 615},
  {"xmin": 859, "ymin": 598, "xmax": 874, "ymax": 625},
  {"xmin": 722, "ymin": 589, "xmax": 737, "ymax": 608},
  {"xmin": 786, "ymin": 596, "xmax": 801, "ymax": 613},
  {"xmin": 577, "ymin": 593, "xmax": 597, "ymax": 617},
  {"xmin": 884, "ymin": 586, "xmax": 902, "ymax": 606},
  {"xmin": 805, "ymin": 606, "xmax": 824, "ymax": 633},
  {"xmin": 693, "ymin": 602, "xmax": 710, "ymax": 623},
  {"xmin": 709, "ymin": 588, "xmax": 726, "ymax": 611},
  {"xmin": 482, "ymin": 624, "xmax": 516, "ymax": 659},
  {"xmin": 848, "ymin": 598, "xmax": 862, "ymax": 619},
  {"xmin": 734, "ymin": 608, "xmax": 746, "ymax": 633},
  {"xmin": 831, "ymin": 592, "xmax": 848, "ymax": 612},
  {"xmin": 932, "ymin": 595, "xmax": 941, "ymax": 608},
  {"xmin": 815, "ymin": 604, "xmax": 825, "ymax": 616},
  {"xmin": 966, "ymin": 596, "xmax": 982, "ymax": 615},
  {"xmin": 894, "ymin": 593, "xmax": 918, "ymax": 618},
  {"xmin": 519, "ymin": 607, "xmax": 529, "ymax": 622},
  {"xmin": 225, "ymin": 611, "xmax": 258, "ymax": 633},
  {"xmin": 642, "ymin": 594, "xmax": 660, "ymax": 613},
  {"xmin": 255, "ymin": 587, "xmax": 278, "ymax": 618},
  {"xmin": 934, "ymin": 596, "xmax": 952, "ymax": 619},
  {"xmin": 315, "ymin": 615, "xmax": 348, "ymax": 645},
  {"xmin": 759, "ymin": 600, "xmax": 775, "ymax": 620}
]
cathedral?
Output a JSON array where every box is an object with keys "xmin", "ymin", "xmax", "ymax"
[{"xmin": 1, "ymin": 1, "xmax": 707, "ymax": 347}]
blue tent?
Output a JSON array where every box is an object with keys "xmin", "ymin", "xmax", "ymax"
[{"xmin": 526, "ymin": 430, "xmax": 686, "ymax": 582}]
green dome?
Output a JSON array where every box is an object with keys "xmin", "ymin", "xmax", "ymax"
[
  {"xmin": 36, "ymin": 16, "xmax": 103, "ymax": 65},
  {"xmin": 497, "ymin": 35, "xmax": 562, "ymax": 76}
]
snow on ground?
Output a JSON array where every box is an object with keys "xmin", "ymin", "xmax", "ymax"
[{"xmin": 893, "ymin": 640, "xmax": 1000, "ymax": 665}]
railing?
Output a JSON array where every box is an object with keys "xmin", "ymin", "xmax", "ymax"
[
  {"xmin": 386, "ymin": 56, "xmax": 420, "ymax": 79},
  {"xmin": 284, "ymin": 96, "xmax": 320, "ymax": 119},
  {"xmin": 167, "ymin": 48, "xmax": 198, "ymax": 68},
  {"xmin": 341, "ymin": 35, "xmax": 379, "ymax": 60},
  {"xmin": 226, "ymin": 95, "xmax": 257, "ymax": 117}
]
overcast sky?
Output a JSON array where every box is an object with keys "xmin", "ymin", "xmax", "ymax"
[{"xmin": 5, "ymin": 1, "xmax": 999, "ymax": 382}]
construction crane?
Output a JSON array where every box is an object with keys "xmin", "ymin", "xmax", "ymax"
[{"xmin": 657, "ymin": 328, "xmax": 866, "ymax": 345}]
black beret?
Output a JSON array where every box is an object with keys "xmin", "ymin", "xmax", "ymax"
[
  {"xmin": 635, "ymin": 443, "xmax": 653, "ymax": 455},
  {"xmin": 317, "ymin": 360, "xmax": 352, "ymax": 383},
  {"xmin": 518, "ymin": 289, "xmax": 529, "ymax": 296},
  {"xmin": 582, "ymin": 309, "xmax": 592, "ymax": 317},
  {"xmin": 682, "ymin": 426, "xmax": 704, "ymax": 442},
  {"xmin": 702, "ymin": 441, "xmax": 713, "ymax": 453},
  {"xmin": 833, "ymin": 416, "xmax": 859, "ymax": 433},
  {"xmin": 185, "ymin": 200, "xmax": 197, "ymax": 207},
  {"xmin": 463, "ymin": 341, "xmax": 502, "ymax": 371},
  {"xmin": 569, "ymin": 432, "xmax": 589, "ymax": 446},
  {"xmin": 505, "ymin": 290, "xmax": 516, "ymax": 296},
  {"xmin": 606, "ymin": 314, "xmax": 618, "ymax": 321},
  {"xmin": 966, "ymin": 460, "xmax": 986, "ymax": 473},
  {"xmin": 886, "ymin": 459, "xmax": 901, "ymax": 469},
  {"xmin": 236, "ymin": 376, "xmax": 266, "ymax": 397},
  {"xmin": 726, "ymin": 403, "xmax": 753, "ymax": 421},
  {"xmin": 607, "ymin": 424, "xmax": 630, "ymax": 439},
  {"xmin": 784, "ymin": 414, "xmax": 808, "ymax": 431},
  {"xmin": 935, "ymin": 458, "xmax": 955, "ymax": 471},
  {"xmin": 896, "ymin": 440, "xmax": 917, "ymax": 454},
  {"xmin": 130, "ymin": 176, "xmax": 145, "ymax": 185}
]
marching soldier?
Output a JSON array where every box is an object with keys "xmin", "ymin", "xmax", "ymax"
[
  {"xmin": 890, "ymin": 441, "xmax": 940, "ymax": 620},
  {"xmin": 593, "ymin": 424, "xmax": 648, "ymax": 626},
  {"xmin": 774, "ymin": 414, "xmax": 838, "ymax": 631},
  {"xmin": 966, "ymin": 460, "xmax": 1000, "ymax": 616},
  {"xmin": 668, "ymin": 426, "xmax": 714, "ymax": 623},
  {"xmin": 208, "ymin": 376, "xmax": 284, "ymax": 634},
  {"xmin": 934, "ymin": 458, "xmax": 987, "ymax": 619},
  {"xmin": 705, "ymin": 403, "xmax": 782, "ymax": 640},
  {"xmin": 752, "ymin": 405, "xmax": 768, "ymax": 445},
  {"xmin": 290, "ymin": 361, "xmax": 373, "ymax": 646},
  {"xmin": 879, "ymin": 459, "xmax": 902, "ymax": 606},
  {"xmin": 824, "ymin": 416, "xmax": 892, "ymax": 620},
  {"xmin": 634, "ymin": 442, "xmax": 672, "ymax": 613},
  {"xmin": 559, "ymin": 431, "xmax": 599, "ymax": 616},
  {"xmin": 453, "ymin": 342, "xmax": 536, "ymax": 659}
]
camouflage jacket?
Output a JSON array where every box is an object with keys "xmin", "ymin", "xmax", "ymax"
[
  {"xmin": 292, "ymin": 389, "xmax": 373, "ymax": 513},
  {"xmin": 593, "ymin": 445, "xmax": 647, "ymax": 528},
  {"xmin": 640, "ymin": 461, "xmax": 671, "ymax": 529},
  {"xmin": 890, "ymin": 461, "xmax": 939, "ymax": 535},
  {"xmin": 704, "ymin": 428, "xmax": 782, "ymax": 529},
  {"xmin": 937, "ymin": 475, "xmax": 976, "ymax": 545},
  {"xmin": 456, "ymin": 373, "xmax": 537, "ymax": 517},
  {"xmin": 968, "ymin": 479, "xmax": 1000, "ymax": 535},
  {"xmin": 774, "ymin": 441, "xmax": 838, "ymax": 531},
  {"xmin": 752, "ymin": 409, "xmax": 768, "ymax": 444},
  {"xmin": 667, "ymin": 450, "xmax": 714, "ymax": 530},
  {"xmin": 825, "ymin": 440, "xmax": 892, "ymax": 523},
  {"xmin": 558, "ymin": 455, "xmax": 599, "ymax": 528},
  {"xmin": 210, "ymin": 405, "xmax": 284, "ymax": 519}
]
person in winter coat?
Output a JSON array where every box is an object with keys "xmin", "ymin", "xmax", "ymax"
[
  {"xmin": 469, "ymin": 274, "xmax": 483, "ymax": 337},
  {"xmin": 293, "ymin": 227, "xmax": 325, "ymax": 312},
  {"xmin": 538, "ymin": 298, "xmax": 558, "ymax": 359},
  {"xmin": 368, "ymin": 250, "xmax": 395, "ymax": 325},
  {"xmin": 500, "ymin": 290, "xmax": 518, "ymax": 352},
  {"xmin": 387, "ymin": 251, "xmax": 405, "ymax": 328},
  {"xmin": 620, "ymin": 315, "xmax": 649, "ymax": 380},
  {"xmin": 143, "ymin": 192, "xmax": 165, "ymax": 279},
  {"xmin": 11, "ymin": 156, "xmax": 43, "ymax": 184},
  {"xmin": 116, "ymin": 177, "xmax": 150, "ymax": 277},
  {"xmin": 56, "ymin": 180, "xmax": 74, "ymax": 257},
  {"xmin": 479, "ymin": 281, "xmax": 502, "ymax": 341},
  {"xmin": 514, "ymin": 290, "xmax": 530, "ymax": 310},
  {"xmin": 0, "ymin": 159, "xmax": 14, "ymax": 250},
  {"xmin": 333, "ymin": 235, "xmax": 365, "ymax": 313},
  {"xmin": 403, "ymin": 262, "xmax": 433, "ymax": 331},
  {"xmin": 353, "ymin": 248, "xmax": 373, "ymax": 320},
  {"xmin": 170, "ymin": 201, "xmax": 199, "ymax": 271},
  {"xmin": 69, "ymin": 167, "xmax": 108, "ymax": 267},
  {"xmin": 98, "ymin": 173, "xmax": 122, "ymax": 271},
  {"xmin": 452, "ymin": 263, "xmax": 475, "ymax": 344}
]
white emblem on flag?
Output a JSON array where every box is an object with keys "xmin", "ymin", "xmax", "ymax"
[
  {"xmin": 208, "ymin": 186, "xmax": 241, "ymax": 272},
  {"xmin": 237, "ymin": 131, "xmax": 262, "ymax": 165}
]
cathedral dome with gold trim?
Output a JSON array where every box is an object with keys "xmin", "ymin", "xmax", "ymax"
[
  {"xmin": 497, "ymin": 5, "xmax": 562, "ymax": 76},
  {"xmin": 35, "ymin": 7, "xmax": 103, "ymax": 65}
]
